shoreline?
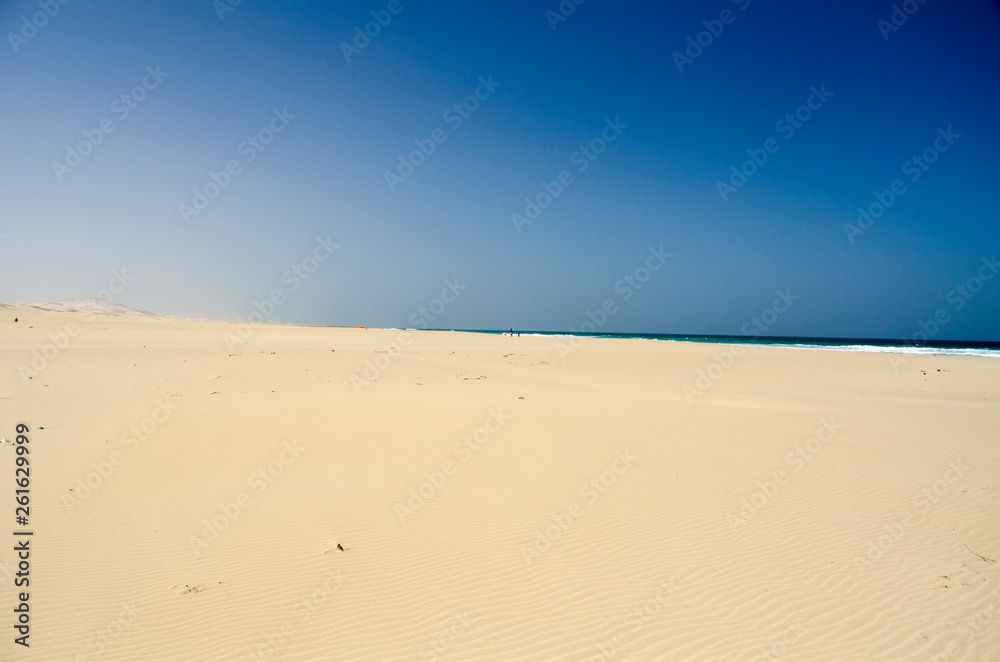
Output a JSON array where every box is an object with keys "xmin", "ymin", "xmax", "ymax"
[{"xmin": 11, "ymin": 302, "xmax": 997, "ymax": 358}]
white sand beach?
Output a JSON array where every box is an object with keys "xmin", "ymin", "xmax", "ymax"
[{"xmin": 1, "ymin": 303, "xmax": 998, "ymax": 660}]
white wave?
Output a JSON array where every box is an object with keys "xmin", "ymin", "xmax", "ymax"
[{"xmin": 731, "ymin": 342, "xmax": 1000, "ymax": 359}]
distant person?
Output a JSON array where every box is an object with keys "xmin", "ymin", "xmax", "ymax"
[{"xmin": 509, "ymin": 328, "xmax": 513, "ymax": 336}]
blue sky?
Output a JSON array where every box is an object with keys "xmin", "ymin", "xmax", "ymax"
[{"xmin": 2, "ymin": 0, "xmax": 998, "ymax": 340}]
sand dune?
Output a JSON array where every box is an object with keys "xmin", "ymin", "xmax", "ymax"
[
  {"xmin": 1, "ymin": 304, "xmax": 998, "ymax": 660},
  {"xmin": 21, "ymin": 297, "xmax": 163, "ymax": 318}
]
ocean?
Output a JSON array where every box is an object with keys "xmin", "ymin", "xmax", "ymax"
[{"xmin": 437, "ymin": 330, "xmax": 1000, "ymax": 359}]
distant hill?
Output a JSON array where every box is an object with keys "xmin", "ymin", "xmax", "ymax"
[{"xmin": 22, "ymin": 298, "xmax": 161, "ymax": 317}]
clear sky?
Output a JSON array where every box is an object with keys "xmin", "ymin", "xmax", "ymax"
[{"xmin": 2, "ymin": 0, "xmax": 998, "ymax": 340}]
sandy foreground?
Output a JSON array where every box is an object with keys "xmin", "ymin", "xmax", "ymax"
[{"xmin": 1, "ymin": 303, "xmax": 998, "ymax": 661}]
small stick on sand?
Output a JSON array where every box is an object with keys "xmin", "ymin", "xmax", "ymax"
[{"xmin": 965, "ymin": 545, "xmax": 996, "ymax": 563}]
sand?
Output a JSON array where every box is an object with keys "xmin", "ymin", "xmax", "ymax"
[{"xmin": 1, "ymin": 302, "xmax": 998, "ymax": 661}]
